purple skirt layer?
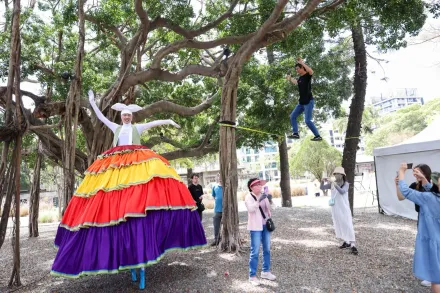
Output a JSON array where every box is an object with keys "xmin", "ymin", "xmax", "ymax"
[{"xmin": 51, "ymin": 209, "xmax": 206, "ymax": 278}]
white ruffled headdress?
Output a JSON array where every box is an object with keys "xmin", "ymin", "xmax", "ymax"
[{"xmin": 111, "ymin": 103, "xmax": 143, "ymax": 115}]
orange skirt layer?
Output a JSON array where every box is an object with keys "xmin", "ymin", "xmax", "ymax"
[
  {"xmin": 61, "ymin": 177, "xmax": 196, "ymax": 231},
  {"xmin": 87, "ymin": 148, "xmax": 170, "ymax": 175}
]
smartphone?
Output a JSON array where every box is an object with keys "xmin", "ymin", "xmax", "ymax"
[{"xmin": 407, "ymin": 163, "xmax": 413, "ymax": 169}]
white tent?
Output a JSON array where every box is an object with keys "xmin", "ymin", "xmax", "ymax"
[{"xmin": 373, "ymin": 116, "xmax": 440, "ymax": 220}]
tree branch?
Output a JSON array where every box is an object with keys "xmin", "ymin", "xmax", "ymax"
[
  {"xmin": 120, "ymin": 65, "xmax": 220, "ymax": 94},
  {"xmin": 313, "ymin": 0, "xmax": 345, "ymax": 16},
  {"xmin": 143, "ymin": 135, "xmax": 186, "ymax": 149},
  {"xmin": 161, "ymin": 146, "xmax": 218, "ymax": 161},
  {"xmin": 32, "ymin": 99, "xmax": 89, "ymax": 119},
  {"xmin": 257, "ymin": 0, "xmax": 331, "ymax": 50},
  {"xmin": 78, "ymin": 107, "xmax": 95, "ymax": 151},
  {"xmin": 134, "ymin": 0, "xmax": 150, "ymax": 29},
  {"xmin": 133, "ymin": 91, "xmax": 220, "ymax": 121},
  {"xmin": 150, "ymin": 35, "xmax": 252, "ymax": 69},
  {"xmin": 272, "ymin": 0, "xmax": 331, "ymax": 32},
  {"xmin": 0, "ymin": 94, "xmax": 87, "ymax": 173},
  {"xmin": 240, "ymin": 0, "xmax": 288, "ymax": 61},
  {"xmin": 85, "ymin": 14, "xmax": 127, "ymax": 48},
  {"xmin": 0, "ymin": 87, "xmax": 46, "ymax": 106},
  {"xmin": 195, "ymin": 116, "xmax": 219, "ymax": 150},
  {"xmin": 28, "ymin": 120, "xmax": 62, "ymax": 130},
  {"xmin": 150, "ymin": 0, "xmax": 239, "ymax": 39}
]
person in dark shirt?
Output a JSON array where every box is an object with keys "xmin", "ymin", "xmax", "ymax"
[
  {"xmin": 286, "ymin": 58, "xmax": 322, "ymax": 141},
  {"xmin": 188, "ymin": 174, "xmax": 204, "ymax": 221}
]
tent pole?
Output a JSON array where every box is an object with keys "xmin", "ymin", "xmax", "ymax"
[{"xmin": 373, "ymin": 156, "xmax": 383, "ymax": 214}]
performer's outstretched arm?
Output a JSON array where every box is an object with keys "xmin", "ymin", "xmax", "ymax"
[
  {"xmin": 136, "ymin": 120, "xmax": 181, "ymax": 133},
  {"xmin": 88, "ymin": 90, "xmax": 118, "ymax": 132}
]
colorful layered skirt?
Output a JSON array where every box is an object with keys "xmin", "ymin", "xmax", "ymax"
[{"xmin": 51, "ymin": 145, "xmax": 207, "ymax": 278}]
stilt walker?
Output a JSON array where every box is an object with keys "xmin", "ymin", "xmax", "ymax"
[{"xmin": 51, "ymin": 90, "xmax": 207, "ymax": 290}]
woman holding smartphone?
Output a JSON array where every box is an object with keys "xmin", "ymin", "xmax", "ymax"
[
  {"xmin": 398, "ymin": 163, "xmax": 440, "ymax": 292},
  {"xmin": 395, "ymin": 163, "xmax": 439, "ymax": 287}
]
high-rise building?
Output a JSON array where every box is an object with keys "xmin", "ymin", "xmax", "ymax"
[
  {"xmin": 237, "ymin": 142, "xmax": 280, "ymax": 181},
  {"xmin": 371, "ymin": 88, "xmax": 424, "ymax": 115},
  {"xmin": 321, "ymin": 123, "xmax": 366, "ymax": 154}
]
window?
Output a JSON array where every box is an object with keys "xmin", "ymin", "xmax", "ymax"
[
  {"xmin": 271, "ymin": 162, "xmax": 277, "ymax": 168},
  {"xmin": 264, "ymin": 146, "xmax": 277, "ymax": 153},
  {"xmin": 247, "ymin": 156, "xmax": 251, "ymax": 163},
  {"xmin": 246, "ymin": 148, "xmax": 251, "ymax": 154}
]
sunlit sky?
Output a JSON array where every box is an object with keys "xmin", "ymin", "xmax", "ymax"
[
  {"xmin": 1, "ymin": 6, "xmax": 439, "ymax": 107},
  {"xmin": 365, "ymin": 17, "xmax": 440, "ymax": 103}
]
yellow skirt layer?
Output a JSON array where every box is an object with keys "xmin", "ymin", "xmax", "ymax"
[{"xmin": 75, "ymin": 158, "xmax": 182, "ymax": 198}]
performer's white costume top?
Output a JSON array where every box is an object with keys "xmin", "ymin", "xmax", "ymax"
[{"xmin": 90, "ymin": 100, "xmax": 174, "ymax": 146}]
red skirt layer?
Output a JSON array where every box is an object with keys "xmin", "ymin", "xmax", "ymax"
[{"xmin": 61, "ymin": 177, "xmax": 196, "ymax": 231}]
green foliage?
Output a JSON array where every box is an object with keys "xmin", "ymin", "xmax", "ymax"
[
  {"xmin": 236, "ymin": 36, "xmax": 353, "ymax": 148},
  {"xmin": 325, "ymin": 0, "xmax": 427, "ymax": 51},
  {"xmin": 364, "ymin": 98, "xmax": 440, "ymax": 154},
  {"xmin": 333, "ymin": 105, "xmax": 379, "ymax": 135},
  {"xmin": 289, "ymin": 137, "xmax": 342, "ymax": 182},
  {"xmin": 0, "ymin": 0, "xmax": 429, "ymax": 167}
]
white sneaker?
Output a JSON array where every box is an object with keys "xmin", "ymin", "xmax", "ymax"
[
  {"xmin": 249, "ymin": 276, "xmax": 260, "ymax": 286},
  {"xmin": 421, "ymin": 280, "xmax": 431, "ymax": 287},
  {"xmin": 261, "ymin": 271, "xmax": 276, "ymax": 281}
]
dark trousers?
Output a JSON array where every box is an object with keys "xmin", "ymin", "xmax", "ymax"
[{"xmin": 213, "ymin": 212, "xmax": 222, "ymax": 242}]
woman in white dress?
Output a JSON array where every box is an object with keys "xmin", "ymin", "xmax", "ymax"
[{"xmin": 320, "ymin": 166, "xmax": 358, "ymax": 255}]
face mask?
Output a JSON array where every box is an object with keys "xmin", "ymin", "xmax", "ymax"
[{"xmin": 335, "ymin": 174, "xmax": 344, "ymax": 185}]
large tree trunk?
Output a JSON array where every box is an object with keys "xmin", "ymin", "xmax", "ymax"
[
  {"xmin": 8, "ymin": 0, "xmax": 22, "ymax": 285},
  {"xmin": 219, "ymin": 64, "xmax": 241, "ymax": 252},
  {"xmin": 10, "ymin": 125, "xmax": 23, "ymax": 288},
  {"xmin": 266, "ymin": 46, "xmax": 292, "ymax": 207},
  {"xmin": 0, "ymin": 141, "xmax": 11, "ymax": 209},
  {"xmin": 28, "ymin": 142, "xmax": 42, "ymax": 237},
  {"xmin": 0, "ymin": 152, "xmax": 16, "ymax": 249},
  {"xmin": 186, "ymin": 168, "xmax": 193, "ymax": 185},
  {"xmin": 342, "ymin": 23, "xmax": 367, "ymax": 215},
  {"xmin": 62, "ymin": 0, "xmax": 86, "ymax": 210},
  {"xmin": 278, "ymin": 139, "xmax": 292, "ymax": 207}
]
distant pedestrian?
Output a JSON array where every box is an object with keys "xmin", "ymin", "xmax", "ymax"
[
  {"xmin": 188, "ymin": 174, "xmax": 205, "ymax": 221},
  {"xmin": 211, "ymin": 175, "xmax": 223, "ymax": 246},
  {"xmin": 320, "ymin": 167, "xmax": 358, "ymax": 255}
]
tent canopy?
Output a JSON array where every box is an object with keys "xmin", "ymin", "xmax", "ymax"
[{"xmin": 373, "ymin": 116, "xmax": 440, "ymax": 220}]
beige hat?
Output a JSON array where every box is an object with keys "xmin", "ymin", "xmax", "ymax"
[{"xmin": 333, "ymin": 166, "xmax": 346, "ymax": 176}]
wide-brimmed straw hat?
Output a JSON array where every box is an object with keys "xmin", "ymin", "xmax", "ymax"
[{"xmin": 333, "ymin": 166, "xmax": 346, "ymax": 176}]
